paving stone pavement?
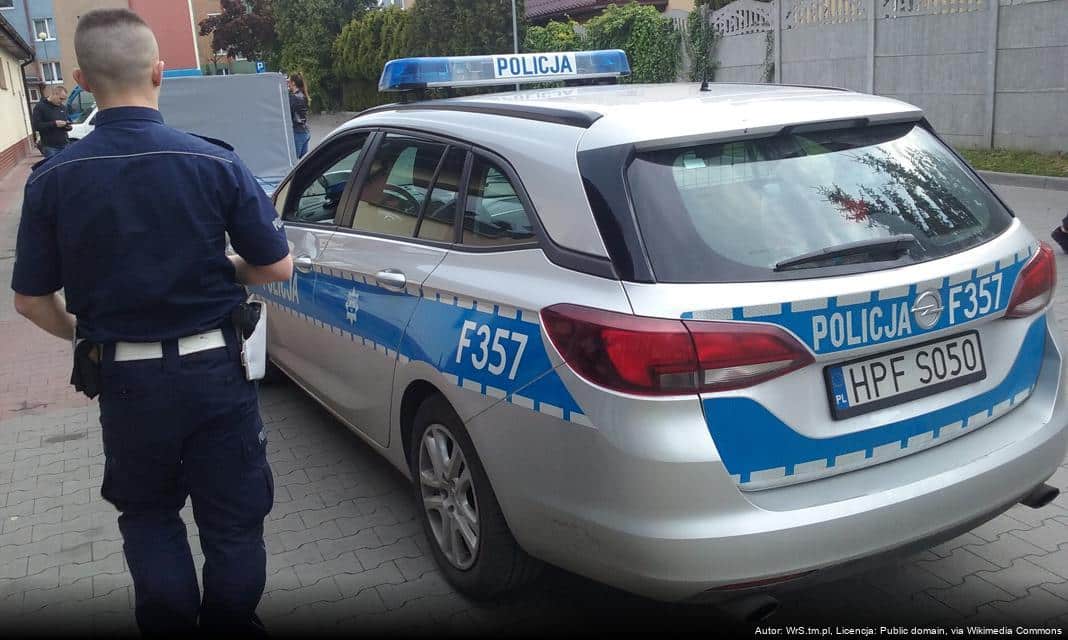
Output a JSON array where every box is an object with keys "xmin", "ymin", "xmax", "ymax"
[{"xmin": 2, "ymin": 147, "xmax": 1068, "ymax": 635}]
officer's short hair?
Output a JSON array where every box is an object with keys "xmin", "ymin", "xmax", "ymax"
[{"xmin": 74, "ymin": 9, "xmax": 158, "ymax": 94}]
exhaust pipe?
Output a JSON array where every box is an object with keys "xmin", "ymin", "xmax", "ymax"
[
  {"xmin": 717, "ymin": 593, "xmax": 780, "ymax": 625},
  {"xmin": 1020, "ymin": 483, "xmax": 1060, "ymax": 509}
]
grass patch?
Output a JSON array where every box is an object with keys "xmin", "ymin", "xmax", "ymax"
[{"xmin": 957, "ymin": 148, "xmax": 1068, "ymax": 178}]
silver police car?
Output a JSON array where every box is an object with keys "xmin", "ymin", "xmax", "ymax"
[{"xmin": 253, "ymin": 50, "xmax": 1066, "ymax": 603}]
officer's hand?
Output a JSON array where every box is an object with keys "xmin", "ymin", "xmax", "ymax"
[{"xmin": 55, "ymin": 120, "xmax": 67, "ymax": 128}]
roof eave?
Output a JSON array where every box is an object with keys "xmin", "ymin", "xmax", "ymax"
[{"xmin": 0, "ymin": 13, "xmax": 35, "ymax": 61}]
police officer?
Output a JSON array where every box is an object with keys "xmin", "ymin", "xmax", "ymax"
[{"xmin": 11, "ymin": 9, "xmax": 292, "ymax": 635}]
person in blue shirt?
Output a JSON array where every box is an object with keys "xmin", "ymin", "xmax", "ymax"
[{"xmin": 11, "ymin": 9, "xmax": 292, "ymax": 635}]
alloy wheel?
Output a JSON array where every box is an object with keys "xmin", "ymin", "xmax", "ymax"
[{"xmin": 418, "ymin": 424, "xmax": 480, "ymax": 570}]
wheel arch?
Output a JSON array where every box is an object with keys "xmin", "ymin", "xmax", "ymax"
[{"xmin": 399, "ymin": 379, "xmax": 447, "ymax": 468}]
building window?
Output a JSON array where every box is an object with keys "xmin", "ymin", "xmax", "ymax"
[
  {"xmin": 33, "ymin": 17, "xmax": 56, "ymax": 40},
  {"xmin": 29, "ymin": 87, "xmax": 41, "ymax": 102},
  {"xmin": 0, "ymin": 61, "xmax": 7, "ymax": 90},
  {"xmin": 0, "ymin": 0, "xmax": 14, "ymax": 9},
  {"xmin": 42, "ymin": 62, "xmax": 62, "ymax": 84}
]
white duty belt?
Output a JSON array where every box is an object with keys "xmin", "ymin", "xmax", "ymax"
[{"xmin": 113, "ymin": 329, "xmax": 227, "ymax": 362}]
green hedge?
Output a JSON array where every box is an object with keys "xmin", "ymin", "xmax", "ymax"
[
  {"xmin": 525, "ymin": 3, "xmax": 681, "ymax": 84},
  {"xmin": 335, "ymin": 7, "xmax": 411, "ymax": 83}
]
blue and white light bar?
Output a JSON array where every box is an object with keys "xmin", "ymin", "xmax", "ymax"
[{"xmin": 378, "ymin": 50, "xmax": 630, "ymax": 92}]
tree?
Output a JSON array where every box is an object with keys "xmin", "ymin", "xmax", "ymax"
[
  {"xmin": 335, "ymin": 7, "xmax": 411, "ymax": 83},
  {"xmin": 407, "ymin": 0, "xmax": 526, "ymax": 57},
  {"xmin": 273, "ymin": 0, "xmax": 376, "ymax": 109},
  {"xmin": 583, "ymin": 3, "xmax": 681, "ymax": 83},
  {"xmin": 197, "ymin": 0, "xmax": 276, "ymax": 64},
  {"xmin": 524, "ymin": 18, "xmax": 582, "ymax": 53}
]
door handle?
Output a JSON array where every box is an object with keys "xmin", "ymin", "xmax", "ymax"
[
  {"xmin": 294, "ymin": 255, "xmax": 314, "ymax": 274},
  {"xmin": 375, "ymin": 269, "xmax": 407, "ymax": 291}
]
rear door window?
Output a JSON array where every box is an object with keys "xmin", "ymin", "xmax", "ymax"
[
  {"xmin": 461, "ymin": 157, "xmax": 536, "ymax": 247},
  {"xmin": 626, "ymin": 123, "xmax": 1013, "ymax": 283}
]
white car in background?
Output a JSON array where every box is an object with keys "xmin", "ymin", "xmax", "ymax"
[{"xmin": 67, "ymin": 106, "xmax": 97, "ymax": 141}]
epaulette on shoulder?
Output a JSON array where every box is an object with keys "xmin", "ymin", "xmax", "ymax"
[
  {"xmin": 189, "ymin": 133, "xmax": 234, "ymax": 151},
  {"xmin": 31, "ymin": 157, "xmax": 49, "ymax": 171}
]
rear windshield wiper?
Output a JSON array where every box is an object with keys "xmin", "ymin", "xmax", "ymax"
[{"xmin": 774, "ymin": 234, "xmax": 917, "ymax": 272}]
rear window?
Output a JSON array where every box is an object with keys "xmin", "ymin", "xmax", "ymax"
[{"xmin": 626, "ymin": 123, "xmax": 1013, "ymax": 283}]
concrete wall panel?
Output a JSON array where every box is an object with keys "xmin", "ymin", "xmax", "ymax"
[
  {"xmin": 874, "ymin": 11, "xmax": 988, "ymax": 56},
  {"xmin": 781, "ymin": 58, "xmax": 867, "ymax": 91},
  {"xmin": 716, "ymin": 31, "xmax": 767, "ymax": 68},
  {"xmin": 996, "ymin": 46, "xmax": 1068, "ymax": 91},
  {"xmin": 715, "ymin": 64, "xmax": 767, "ymax": 82},
  {"xmin": 998, "ymin": 0, "xmax": 1068, "ymax": 48},
  {"xmin": 782, "ymin": 22, "xmax": 867, "ymax": 61},
  {"xmin": 882, "ymin": 91, "xmax": 985, "ymax": 137},
  {"xmin": 994, "ymin": 91, "xmax": 1068, "ymax": 151},
  {"xmin": 874, "ymin": 51, "xmax": 987, "ymax": 93}
]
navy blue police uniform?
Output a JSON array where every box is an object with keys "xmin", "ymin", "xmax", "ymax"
[{"xmin": 11, "ymin": 107, "xmax": 289, "ymax": 634}]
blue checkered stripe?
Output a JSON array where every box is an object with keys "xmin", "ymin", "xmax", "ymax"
[
  {"xmin": 682, "ymin": 245, "xmax": 1036, "ymax": 356},
  {"xmin": 254, "ymin": 265, "xmax": 591, "ymax": 428},
  {"xmin": 705, "ymin": 315, "xmax": 1047, "ymax": 490}
]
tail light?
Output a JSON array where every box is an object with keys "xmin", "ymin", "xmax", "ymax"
[
  {"xmin": 541, "ymin": 304, "xmax": 813, "ymax": 396},
  {"xmin": 1005, "ymin": 243, "xmax": 1056, "ymax": 318}
]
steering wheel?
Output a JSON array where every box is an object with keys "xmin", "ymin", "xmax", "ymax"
[{"xmin": 382, "ymin": 184, "xmax": 422, "ymax": 215}]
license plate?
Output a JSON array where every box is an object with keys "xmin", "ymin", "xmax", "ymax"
[{"xmin": 825, "ymin": 331, "xmax": 986, "ymax": 420}]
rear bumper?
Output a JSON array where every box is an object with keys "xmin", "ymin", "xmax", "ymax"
[{"xmin": 470, "ymin": 314, "xmax": 1068, "ymax": 602}]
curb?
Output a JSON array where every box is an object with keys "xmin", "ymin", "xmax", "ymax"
[{"xmin": 978, "ymin": 170, "xmax": 1068, "ymax": 192}]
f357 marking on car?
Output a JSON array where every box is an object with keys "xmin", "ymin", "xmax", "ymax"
[{"xmin": 456, "ymin": 321, "xmax": 529, "ymax": 381}]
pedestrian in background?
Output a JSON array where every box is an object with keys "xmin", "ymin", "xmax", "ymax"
[
  {"xmin": 1051, "ymin": 216, "xmax": 1068, "ymax": 253},
  {"xmin": 32, "ymin": 85, "xmax": 71, "ymax": 159},
  {"xmin": 11, "ymin": 8, "xmax": 292, "ymax": 635},
  {"xmin": 289, "ymin": 73, "xmax": 310, "ymax": 158}
]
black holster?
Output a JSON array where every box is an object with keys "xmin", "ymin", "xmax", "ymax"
[
  {"xmin": 231, "ymin": 302, "xmax": 262, "ymax": 339},
  {"xmin": 71, "ymin": 340, "xmax": 101, "ymax": 399}
]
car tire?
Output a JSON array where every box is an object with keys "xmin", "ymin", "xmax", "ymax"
[{"xmin": 409, "ymin": 394, "xmax": 542, "ymax": 599}]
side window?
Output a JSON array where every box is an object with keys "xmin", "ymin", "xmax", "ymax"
[
  {"xmin": 283, "ymin": 133, "xmax": 368, "ymax": 225},
  {"xmin": 461, "ymin": 157, "xmax": 535, "ymax": 247},
  {"xmin": 352, "ymin": 134, "xmax": 446, "ymax": 238},
  {"xmin": 416, "ymin": 148, "xmax": 467, "ymax": 243}
]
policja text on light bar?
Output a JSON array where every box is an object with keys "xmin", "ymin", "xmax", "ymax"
[{"xmin": 378, "ymin": 50, "xmax": 630, "ymax": 92}]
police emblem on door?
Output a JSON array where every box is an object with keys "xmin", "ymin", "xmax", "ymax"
[{"xmin": 345, "ymin": 288, "xmax": 360, "ymax": 325}]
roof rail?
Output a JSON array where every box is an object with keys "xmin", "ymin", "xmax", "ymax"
[
  {"xmin": 358, "ymin": 101, "xmax": 603, "ymax": 128},
  {"xmin": 708, "ymin": 81, "xmax": 850, "ymax": 92}
]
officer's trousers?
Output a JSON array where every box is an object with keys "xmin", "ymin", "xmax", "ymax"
[{"xmin": 97, "ymin": 328, "xmax": 273, "ymax": 635}]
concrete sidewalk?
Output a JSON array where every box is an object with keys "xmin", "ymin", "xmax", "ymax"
[{"xmin": 0, "ymin": 153, "xmax": 1066, "ymax": 634}]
